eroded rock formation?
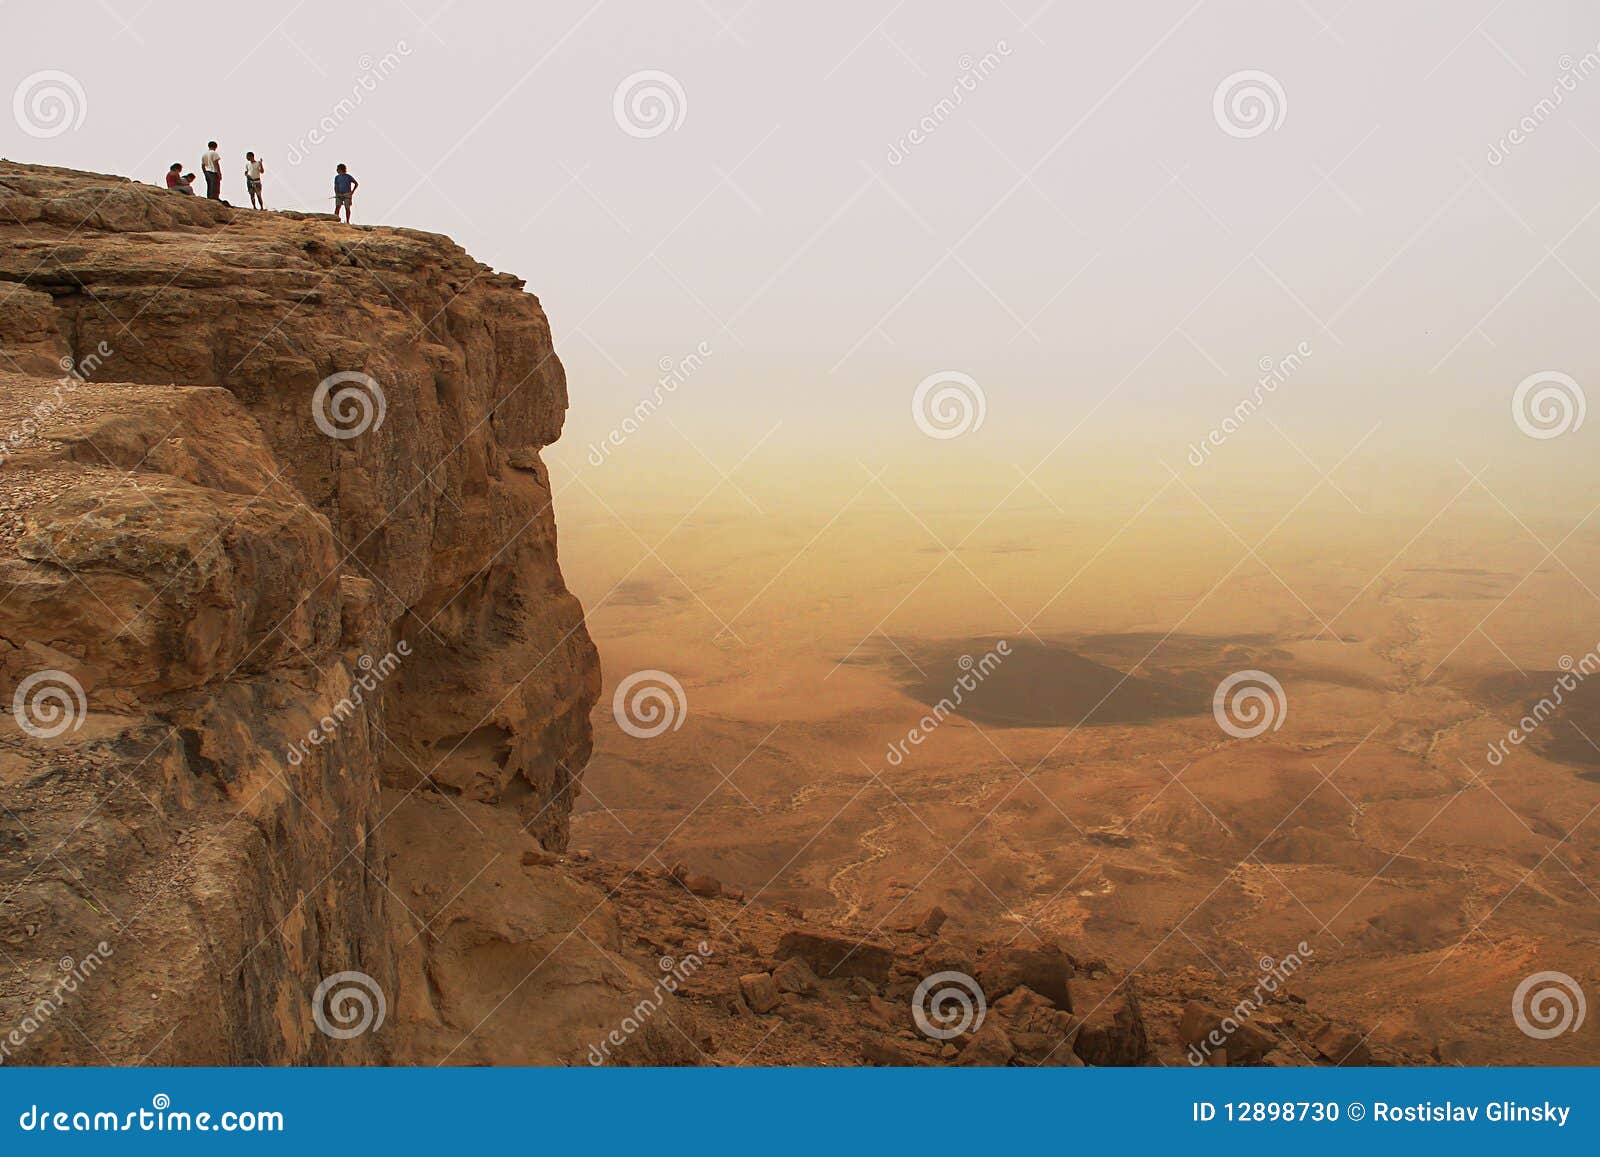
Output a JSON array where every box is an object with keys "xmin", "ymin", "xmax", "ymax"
[{"xmin": 0, "ymin": 162, "xmax": 694, "ymax": 1064}]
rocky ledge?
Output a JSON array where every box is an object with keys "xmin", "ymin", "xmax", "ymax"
[
  {"xmin": 562, "ymin": 855, "xmax": 1417, "ymax": 1067},
  {"xmin": 0, "ymin": 161, "xmax": 695, "ymax": 1064}
]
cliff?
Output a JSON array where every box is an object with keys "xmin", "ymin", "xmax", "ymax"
[{"xmin": 0, "ymin": 162, "xmax": 696, "ymax": 1064}]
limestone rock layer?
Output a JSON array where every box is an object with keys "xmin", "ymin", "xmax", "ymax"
[{"xmin": 0, "ymin": 163, "xmax": 690, "ymax": 1064}]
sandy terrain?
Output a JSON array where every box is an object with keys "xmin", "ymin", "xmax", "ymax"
[{"xmin": 557, "ymin": 456, "xmax": 1600, "ymax": 1065}]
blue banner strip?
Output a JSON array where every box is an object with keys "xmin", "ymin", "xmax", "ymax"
[{"xmin": 2, "ymin": 1067, "xmax": 1596, "ymax": 1152}]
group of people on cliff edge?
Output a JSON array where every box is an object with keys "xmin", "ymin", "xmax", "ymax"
[{"xmin": 164, "ymin": 141, "xmax": 359, "ymax": 222}]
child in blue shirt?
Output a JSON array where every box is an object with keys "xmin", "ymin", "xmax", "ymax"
[{"xmin": 333, "ymin": 164, "xmax": 359, "ymax": 223}]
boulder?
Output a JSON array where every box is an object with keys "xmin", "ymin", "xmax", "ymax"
[
  {"xmin": 1178, "ymin": 999, "xmax": 1277, "ymax": 1065},
  {"xmin": 891, "ymin": 904, "xmax": 949, "ymax": 936},
  {"xmin": 993, "ymin": 985, "xmax": 1082, "ymax": 1066},
  {"xmin": 680, "ymin": 873, "xmax": 722, "ymax": 898},
  {"xmin": 1310, "ymin": 1021, "xmax": 1371, "ymax": 1066},
  {"xmin": 860, "ymin": 1038, "xmax": 926, "ymax": 1066},
  {"xmin": 1010, "ymin": 1031, "xmax": 1086, "ymax": 1066},
  {"xmin": 780, "ymin": 999, "xmax": 832, "ymax": 1030},
  {"xmin": 865, "ymin": 995, "xmax": 904, "ymax": 1029},
  {"xmin": 772, "ymin": 956, "xmax": 818, "ymax": 995},
  {"xmin": 918, "ymin": 940, "xmax": 979, "ymax": 979},
  {"xmin": 1068, "ymin": 974, "xmax": 1150, "ymax": 1065},
  {"xmin": 738, "ymin": 972, "xmax": 780, "ymax": 1014},
  {"xmin": 776, "ymin": 929, "xmax": 894, "ymax": 983},
  {"xmin": 977, "ymin": 943, "xmax": 1077, "ymax": 1010},
  {"xmin": 954, "ymin": 1021, "xmax": 1016, "ymax": 1066},
  {"xmin": 847, "ymin": 976, "xmax": 880, "ymax": 998},
  {"xmin": 1001, "ymin": 988, "xmax": 1081, "ymax": 1065}
]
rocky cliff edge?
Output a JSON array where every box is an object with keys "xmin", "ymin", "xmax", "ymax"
[{"xmin": 0, "ymin": 161, "xmax": 701, "ymax": 1064}]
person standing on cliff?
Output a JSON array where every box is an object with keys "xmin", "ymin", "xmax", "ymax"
[
  {"xmin": 244, "ymin": 152, "xmax": 266, "ymax": 210},
  {"xmin": 332, "ymin": 164, "xmax": 358, "ymax": 223},
  {"xmin": 201, "ymin": 141, "xmax": 222, "ymax": 200}
]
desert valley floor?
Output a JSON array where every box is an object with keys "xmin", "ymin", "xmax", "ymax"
[{"xmin": 555, "ymin": 457, "xmax": 1600, "ymax": 1065}]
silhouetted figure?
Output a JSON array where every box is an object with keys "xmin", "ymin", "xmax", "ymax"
[{"xmin": 333, "ymin": 163, "xmax": 359, "ymax": 223}]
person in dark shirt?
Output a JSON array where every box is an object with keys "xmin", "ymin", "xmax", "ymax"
[
  {"xmin": 165, "ymin": 163, "xmax": 196, "ymax": 194},
  {"xmin": 333, "ymin": 164, "xmax": 359, "ymax": 223}
]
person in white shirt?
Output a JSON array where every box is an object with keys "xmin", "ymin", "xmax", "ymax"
[
  {"xmin": 201, "ymin": 141, "xmax": 221, "ymax": 200},
  {"xmin": 244, "ymin": 152, "xmax": 265, "ymax": 210}
]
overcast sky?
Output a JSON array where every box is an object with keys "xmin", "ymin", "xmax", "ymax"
[{"xmin": 5, "ymin": 1, "xmax": 1597, "ymax": 480}]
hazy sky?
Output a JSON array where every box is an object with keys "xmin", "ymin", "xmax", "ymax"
[{"xmin": 5, "ymin": 1, "xmax": 1597, "ymax": 478}]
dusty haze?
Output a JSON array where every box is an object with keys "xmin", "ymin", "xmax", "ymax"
[{"xmin": 5, "ymin": 0, "xmax": 1598, "ymax": 1063}]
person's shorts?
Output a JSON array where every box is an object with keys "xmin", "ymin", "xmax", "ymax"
[
  {"xmin": 334, "ymin": 193, "xmax": 352, "ymax": 207},
  {"xmin": 247, "ymin": 178, "xmax": 262, "ymax": 195}
]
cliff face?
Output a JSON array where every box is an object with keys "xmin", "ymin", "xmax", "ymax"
[{"xmin": 0, "ymin": 163, "xmax": 694, "ymax": 1064}]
